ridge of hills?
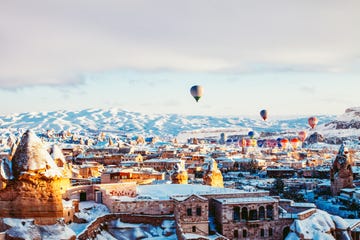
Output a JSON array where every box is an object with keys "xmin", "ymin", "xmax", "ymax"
[{"xmin": 0, "ymin": 108, "xmax": 359, "ymax": 142}]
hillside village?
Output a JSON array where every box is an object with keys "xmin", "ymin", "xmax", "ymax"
[{"xmin": 1, "ymin": 109, "xmax": 360, "ymax": 239}]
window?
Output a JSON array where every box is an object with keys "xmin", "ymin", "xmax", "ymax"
[
  {"xmin": 261, "ymin": 229, "xmax": 265, "ymax": 237},
  {"xmin": 249, "ymin": 209, "xmax": 257, "ymax": 220},
  {"xmin": 243, "ymin": 229, "xmax": 247, "ymax": 238},
  {"xmin": 259, "ymin": 206, "xmax": 265, "ymax": 219},
  {"xmin": 187, "ymin": 208, "xmax": 192, "ymax": 216},
  {"xmin": 269, "ymin": 228, "xmax": 273, "ymax": 236},
  {"xmin": 266, "ymin": 205, "xmax": 274, "ymax": 219},
  {"xmin": 241, "ymin": 207, "xmax": 248, "ymax": 221},
  {"xmin": 234, "ymin": 229, "xmax": 239, "ymax": 238},
  {"xmin": 233, "ymin": 206, "xmax": 240, "ymax": 221},
  {"xmin": 196, "ymin": 207, "xmax": 202, "ymax": 216},
  {"xmin": 192, "ymin": 226, "xmax": 196, "ymax": 232}
]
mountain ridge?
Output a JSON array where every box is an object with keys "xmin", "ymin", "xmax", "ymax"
[{"xmin": 1, "ymin": 108, "xmax": 358, "ymax": 141}]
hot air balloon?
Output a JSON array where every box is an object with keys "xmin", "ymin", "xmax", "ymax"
[
  {"xmin": 308, "ymin": 116, "xmax": 318, "ymax": 129},
  {"xmin": 190, "ymin": 85, "xmax": 203, "ymax": 102},
  {"xmin": 250, "ymin": 139, "xmax": 257, "ymax": 147},
  {"xmin": 257, "ymin": 139, "xmax": 265, "ymax": 147},
  {"xmin": 260, "ymin": 109, "xmax": 268, "ymax": 121},
  {"xmin": 298, "ymin": 131, "xmax": 307, "ymax": 142},
  {"xmin": 248, "ymin": 131, "xmax": 255, "ymax": 139},
  {"xmin": 290, "ymin": 138, "xmax": 300, "ymax": 149},
  {"xmin": 238, "ymin": 138, "xmax": 247, "ymax": 148},
  {"xmin": 280, "ymin": 138, "xmax": 289, "ymax": 149},
  {"xmin": 266, "ymin": 139, "xmax": 277, "ymax": 148}
]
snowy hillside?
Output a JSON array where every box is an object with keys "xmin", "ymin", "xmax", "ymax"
[{"xmin": 1, "ymin": 108, "xmax": 359, "ymax": 142}]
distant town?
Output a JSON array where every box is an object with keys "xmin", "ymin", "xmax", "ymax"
[{"xmin": 1, "ymin": 113, "xmax": 360, "ymax": 239}]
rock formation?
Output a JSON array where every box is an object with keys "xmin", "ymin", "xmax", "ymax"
[
  {"xmin": 307, "ymin": 132, "xmax": 324, "ymax": 144},
  {"xmin": 171, "ymin": 161, "xmax": 188, "ymax": 184},
  {"xmin": 325, "ymin": 107, "xmax": 360, "ymax": 129},
  {"xmin": 330, "ymin": 144, "xmax": 354, "ymax": 196},
  {"xmin": 50, "ymin": 144, "xmax": 72, "ymax": 193},
  {"xmin": 0, "ymin": 130, "xmax": 66, "ymax": 225},
  {"xmin": 203, "ymin": 158, "xmax": 224, "ymax": 187}
]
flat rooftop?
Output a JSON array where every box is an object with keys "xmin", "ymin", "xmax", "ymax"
[
  {"xmin": 215, "ymin": 196, "xmax": 277, "ymax": 204},
  {"xmin": 136, "ymin": 184, "xmax": 266, "ymax": 200}
]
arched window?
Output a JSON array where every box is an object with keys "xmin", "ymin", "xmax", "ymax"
[
  {"xmin": 259, "ymin": 206, "xmax": 265, "ymax": 219},
  {"xmin": 233, "ymin": 206, "xmax": 240, "ymax": 221},
  {"xmin": 192, "ymin": 226, "xmax": 196, "ymax": 233},
  {"xmin": 241, "ymin": 207, "xmax": 248, "ymax": 221},
  {"xmin": 266, "ymin": 205, "xmax": 274, "ymax": 219},
  {"xmin": 249, "ymin": 209, "xmax": 257, "ymax": 220},
  {"xmin": 261, "ymin": 228, "xmax": 265, "ymax": 237}
]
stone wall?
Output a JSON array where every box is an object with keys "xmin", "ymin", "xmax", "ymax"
[
  {"xmin": 220, "ymin": 219, "xmax": 293, "ymax": 240},
  {"xmin": 108, "ymin": 199, "xmax": 175, "ymax": 215}
]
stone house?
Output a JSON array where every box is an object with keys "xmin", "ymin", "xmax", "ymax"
[{"xmin": 173, "ymin": 194, "xmax": 209, "ymax": 236}]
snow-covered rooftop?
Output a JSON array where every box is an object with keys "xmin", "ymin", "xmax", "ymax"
[
  {"xmin": 136, "ymin": 184, "xmax": 251, "ymax": 200},
  {"xmin": 215, "ymin": 196, "xmax": 277, "ymax": 204}
]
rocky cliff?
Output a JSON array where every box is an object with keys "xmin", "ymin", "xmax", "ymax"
[
  {"xmin": 0, "ymin": 130, "xmax": 67, "ymax": 225},
  {"xmin": 325, "ymin": 107, "xmax": 360, "ymax": 130}
]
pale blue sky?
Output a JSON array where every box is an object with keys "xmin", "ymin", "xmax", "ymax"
[{"xmin": 1, "ymin": 1, "xmax": 359, "ymax": 116}]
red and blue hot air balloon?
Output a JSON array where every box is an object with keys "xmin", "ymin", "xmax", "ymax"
[{"xmin": 260, "ymin": 109, "xmax": 268, "ymax": 121}]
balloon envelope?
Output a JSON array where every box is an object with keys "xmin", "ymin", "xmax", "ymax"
[
  {"xmin": 298, "ymin": 131, "xmax": 307, "ymax": 142},
  {"xmin": 257, "ymin": 139, "xmax": 264, "ymax": 147},
  {"xmin": 280, "ymin": 138, "xmax": 289, "ymax": 149},
  {"xmin": 248, "ymin": 131, "xmax": 255, "ymax": 138},
  {"xmin": 290, "ymin": 138, "xmax": 300, "ymax": 149},
  {"xmin": 190, "ymin": 85, "xmax": 203, "ymax": 102},
  {"xmin": 238, "ymin": 138, "xmax": 247, "ymax": 148},
  {"xmin": 260, "ymin": 109, "xmax": 268, "ymax": 121},
  {"xmin": 308, "ymin": 117, "xmax": 318, "ymax": 129}
]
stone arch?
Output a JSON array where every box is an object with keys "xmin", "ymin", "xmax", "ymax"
[
  {"xmin": 241, "ymin": 207, "xmax": 248, "ymax": 221},
  {"xmin": 249, "ymin": 209, "xmax": 257, "ymax": 220},
  {"xmin": 259, "ymin": 206, "xmax": 265, "ymax": 219},
  {"xmin": 233, "ymin": 206, "xmax": 240, "ymax": 221},
  {"xmin": 266, "ymin": 205, "xmax": 273, "ymax": 219}
]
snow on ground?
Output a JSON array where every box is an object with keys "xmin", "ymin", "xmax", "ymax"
[
  {"xmin": 95, "ymin": 230, "xmax": 118, "ymax": 240},
  {"xmin": 75, "ymin": 201, "xmax": 110, "ymax": 222},
  {"xmin": 3, "ymin": 218, "xmax": 75, "ymax": 240},
  {"xmin": 68, "ymin": 201, "xmax": 110, "ymax": 235},
  {"xmin": 107, "ymin": 219, "xmax": 177, "ymax": 240}
]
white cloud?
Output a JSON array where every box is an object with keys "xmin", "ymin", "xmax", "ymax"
[{"xmin": 0, "ymin": 0, "xmax": 359, "ymax": 88}]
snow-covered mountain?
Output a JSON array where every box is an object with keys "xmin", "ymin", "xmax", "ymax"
[
  {"xmin": 0, "ymin": 108, "xmax": 335, "ymax": 138},
  {"xmin": 0, "ymin": 108, "xmax": 359, "ymax": 143}
]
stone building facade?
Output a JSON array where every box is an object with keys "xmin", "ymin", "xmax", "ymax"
[
  {"xmin": 213, "ymin": 196, "xmax": 293, "ymax": 239},
  {"xmin": 173, "ymin": 195, "xmax": 209, "ymax": 236}
]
